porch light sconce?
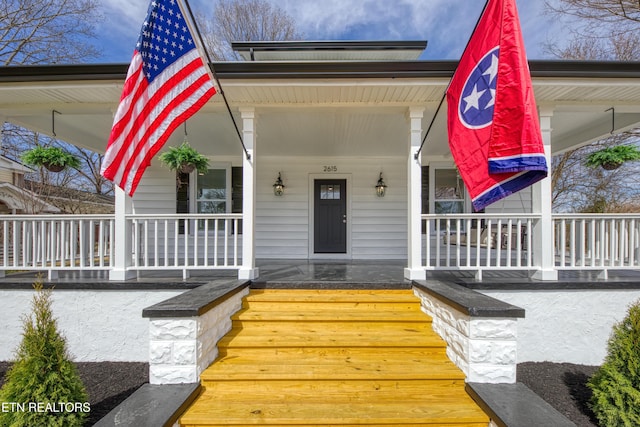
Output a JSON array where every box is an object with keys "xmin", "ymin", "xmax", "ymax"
[
  {"xmin": 273, "ymin": 172, "xmax": 285, "ymax": 196},
  {"xmin": 375, "ymin": 172, "xmax": 387, "ymax": 197}
]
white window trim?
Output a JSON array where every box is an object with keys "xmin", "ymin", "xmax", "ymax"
[{"xmin": 190, "ymin": 162, "xmax": 232, "ymax": 215}]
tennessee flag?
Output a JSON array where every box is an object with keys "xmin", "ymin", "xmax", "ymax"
[
  {"xmin": 447, "ymin": 0, "xmax": 548, "ymax": 211},
  {"xmin": 101, "ymin": 0, "xmax": 217, "ymax": 196}
]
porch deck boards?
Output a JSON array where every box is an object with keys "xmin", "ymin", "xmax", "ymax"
[{"xmin": 178, "ymin": 289, "xmax": 489, "ymax": 427}]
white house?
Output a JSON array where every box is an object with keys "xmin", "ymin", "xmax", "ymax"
[{"xmin": 0, "ymin": 40, "xmax": 639, "ymax": 281}]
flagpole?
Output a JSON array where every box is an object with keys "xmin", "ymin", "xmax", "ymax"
[
  {"xmin": 414, "ymin": 0, "xmax": 492, "ymax": 160},
  {"xmin": 178, "ymin": 0, "xmax": 251, "ymax": 161}
]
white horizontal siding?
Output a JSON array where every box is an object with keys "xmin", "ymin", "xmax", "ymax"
[
  {"xmin": 485, "ymin": 187, "xmax": 533, "ymax": 214},
  {"xmin": 130, "ymin": 158, "xmax": 410, "ymax": 261},
  {"xmin": 256, "ymin": 156, "xmax": 407, "ymax": 260},
  {"xmin": 132, "ymin": 166, "xmax": 176, "ymax": 214}
]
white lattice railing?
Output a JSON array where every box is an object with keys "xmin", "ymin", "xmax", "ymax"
[
  {"xmin": 553, "ymin": 214, "xmax": 640, "ymax": 277},
  {"xmin": 422, "ymin": 214, "xmax": 539, "ymax": 276},
  {"xmin": 0, "ymin": 215, "xmax": 114, "ymax": 272},
  {"xmin": 128, "ymin": 214, "xmax": 243, "ymax": 271}
]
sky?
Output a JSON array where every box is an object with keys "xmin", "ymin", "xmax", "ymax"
[{"xmin": 96, "ymin": 0, "xmax": 566, "ymax": 63}]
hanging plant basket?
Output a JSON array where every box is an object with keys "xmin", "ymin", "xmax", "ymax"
[
  {"xmin": 601, "ymin": 162, "xmax": 622, "ymax": 171},
  {"xmin": 21, "ymin": 146, "xmax": 81, "ymax": 173},
  {"xmin": 585, "ymin": 145, "xmax": 640, "ymax": 170},
  {"xmin": 178, "ymin": 163, "xmax": 196, "ymax": 174},
  {"xmin": 43, "ymin": 163, "xmax": 65, "ymax": 173},
  {"xmin": 159, "ymin": 142, "xmax": 209, "ymax": 175}
]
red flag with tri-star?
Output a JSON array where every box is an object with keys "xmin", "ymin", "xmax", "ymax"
[
  {"xmin": 101, "ymin": 0, "xmax": 216, "ymax": 196},
  {"xmin": 446, "ymin": 0, "xmax": 548, "ymax": 211}
]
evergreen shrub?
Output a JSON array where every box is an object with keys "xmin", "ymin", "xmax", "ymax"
[
  {"xmin": 588, "ymin": 300, "xmax": 640, "ymax": 427},
  {"xmin": 0, "ymin": 281, "xmax": 88, "ymax": 427}
]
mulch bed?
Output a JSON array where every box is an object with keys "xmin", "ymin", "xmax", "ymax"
[
  {"xmin": 0, "ymin": 361, "xmax": 148, "ymax": 426},
  {"xmin": 1, "ymin": 361, "xmax": 602, "ymax": 426},
  {"xmin": 518, "ymin": 362, "xmax": 600, "ymax": 427}
]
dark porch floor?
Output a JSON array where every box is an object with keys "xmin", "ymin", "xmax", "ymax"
[{"xmin": 1, "ymin": 259, "xmax": 640, "ymax": 289}]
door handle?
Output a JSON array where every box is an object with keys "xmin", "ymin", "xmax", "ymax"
[{"xmin": 342, "ymin": 214, "xmax": 347, "ymax": 224}]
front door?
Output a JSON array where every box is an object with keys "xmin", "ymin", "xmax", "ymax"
[{"xmin": 314, "ymin": 179, "xmax": 347, "ymax": 253}]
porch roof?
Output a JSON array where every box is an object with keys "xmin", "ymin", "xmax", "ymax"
[{"xmin": 1, "ymin": 60, "xmax": 639, "ymax": 159}]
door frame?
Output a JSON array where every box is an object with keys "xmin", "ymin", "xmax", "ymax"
[{"xmin": 308, "ymin": 174, "xmax": 352, "ymax": 259}]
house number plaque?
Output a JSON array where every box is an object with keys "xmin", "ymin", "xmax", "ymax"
[{"xmin": 323, "ymin": 166, "xmax": 338, "ymax": 172}]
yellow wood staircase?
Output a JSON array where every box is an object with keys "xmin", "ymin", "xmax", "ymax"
[{"xmin": 179, "ymin": 289, "xmax": 490, "ymax": 427}]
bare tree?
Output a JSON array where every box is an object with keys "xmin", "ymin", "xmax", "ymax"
[
  {"xmin": 545, "ymin": 0, "xmax": 640, "ymax": 212},
  {"xmin": 196, "ymin": 0, "xmax": 303, "ymax": 61},
  {"xmin": 0, "ymin": 0, "xmax": 101, "ymax": 66},
  {"xmin": 0, "ymin": 0, "xmax": 113, "ymax": 203}
]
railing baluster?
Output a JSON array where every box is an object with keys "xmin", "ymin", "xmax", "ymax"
[
  {"xmin": 424, "ymin": 217, "xmax": 431, "ymax": 268},
  {"xmin": 164, "ymin": 219, "xmax": 169, "ymax": 267},
  {"xmin": 203, "ymin": 218, "xmax": 209, "ymax": 267},
  {"xmin": 154, "ymin": 220, "xmax": 159, "ymax": 268},
  {"xmin": 234, "ymin": 218, "xmax": 239, "ymax": 266}
]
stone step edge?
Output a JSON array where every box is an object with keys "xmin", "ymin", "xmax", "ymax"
[{"xmin": 94, "ymin": 383, "xmax": 200, "ymax": 427}]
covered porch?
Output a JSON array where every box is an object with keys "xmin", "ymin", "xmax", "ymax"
[
  {"xmin": 0, "ymin": 212, "xmax": 638, "ymax": 282},
  {"xmin": 1, "ymin": 53, "xmax": 640, "ymax": 282}
]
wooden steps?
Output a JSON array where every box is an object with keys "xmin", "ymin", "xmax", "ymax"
[{"xmin": 179, "ymin": 289, "xmax": 489, "ymax": 427}]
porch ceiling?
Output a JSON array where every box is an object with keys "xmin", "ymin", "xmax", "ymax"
[{"xmin": 1, "ymin": 74, "xmax": 640, "ymax": 160}]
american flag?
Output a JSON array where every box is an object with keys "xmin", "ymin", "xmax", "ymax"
[{"xmin": 101, "ymin": 0, "xmax": 217, "ymax": 196}]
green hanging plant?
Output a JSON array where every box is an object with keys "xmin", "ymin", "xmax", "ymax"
[
  {"xmin": 21, "ymin": 146, "xmax": 81, "ymax": 173},
  {"xmin": 158, "ymin": 142, "xmax": 209, "ymax": 174},
  {"xmin": 585, "ymin": 145, "xmax": 640, "ymax": 170}
]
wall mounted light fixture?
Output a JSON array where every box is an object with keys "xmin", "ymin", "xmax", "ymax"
[
  {"xmin": 273, "ymin": 172, "xmax": 285, "ymax": 196},
  {"xmin": 375, "ymin": 172, "xmax": 387, "ymax": 197}
]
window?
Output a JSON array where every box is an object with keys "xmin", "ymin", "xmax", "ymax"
[
  {"xmin": 434, "ymin": 169, "xmax": 464, "ymax": 215},
  {"xmin": 320, "ymin": 184, "xmax": 341, "ymax": 200},
  {"xmin": 196, "ymin": 169, "xmax": 227, "ymax": 214},
  {"xmin": 175, "ymin": 165, "xmax": 243, "ymax": 233}
]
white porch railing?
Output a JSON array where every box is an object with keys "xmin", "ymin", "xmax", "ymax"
[
  {"xmin": 553, "ymin": 214, "xmax": 640, "ymax": 278},
  {"xmin": 423, "ymin": 214, "xmax": 538, "ymax": 279},
  {"xmin": 128, "ymin": 214, "xmax": 243, "ymax": 271},
  {"xmin": 0, "ymin": 215, "xmax": 114, "ymax": 273}
]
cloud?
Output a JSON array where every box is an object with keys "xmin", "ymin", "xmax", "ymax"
[{"xmin": 94, "ymin": 0, "xmax": 563, "ymax": 62}]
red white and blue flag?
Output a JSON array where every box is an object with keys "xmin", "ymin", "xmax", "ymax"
[
  {"xmin": 447, "ymin": 0, "xmax": 547, "ymax": 211},
  {"xmin": 101, "ymin": 0, "xmax": 217, "ymax": 196}
]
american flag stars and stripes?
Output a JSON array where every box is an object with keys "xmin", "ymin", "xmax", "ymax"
[{"xmin": 101, "ymin": 0, "xmax": 217, "ymax": 196}]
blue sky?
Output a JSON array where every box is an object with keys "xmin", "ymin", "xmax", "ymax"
[{"xmin": 96, "ymin": 0, "xmax": 565, "ymax": 63}]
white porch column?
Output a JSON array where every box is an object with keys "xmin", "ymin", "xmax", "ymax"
[
  {"xmin": 531, "ymin": 107, "xmax": 558, "ymax": 280},
  {"xmin": 238, "ymin": 107, "xmax": 259, "ymax": 280},
  {"xmin": 405, "ymin": 107, "xmax": 426, "ymax": 280},
  {"xmin": 0, "ymin": 118, "xmax": 5, "ymax": 279},
  {"xmin": 109, "ymin": 187, "xmax": 136, "ymax": 281}
]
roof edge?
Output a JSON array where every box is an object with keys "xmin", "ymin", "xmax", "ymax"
[{"xmin": 1, "ymin": 60, "xmax": 640, "ymax": 82}]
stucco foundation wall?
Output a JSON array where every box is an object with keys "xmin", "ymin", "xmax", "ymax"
[
  {"xmin": 480, "ymin": 289, "xmax": 640, "ymax": 365},
  {"xmin": 0, "ymin": 289, "xmax": 182, "ymax": 362}
]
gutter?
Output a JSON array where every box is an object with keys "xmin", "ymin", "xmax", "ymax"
[{"xmin": 0, "ymin": 60, "xmax": 639, "ymax": 83}]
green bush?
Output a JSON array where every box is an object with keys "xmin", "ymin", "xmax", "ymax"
[
  {"xmin": 588, "ymin": 300, "xmax": 640, "ymax": 427},
  {"xmin": 0, "ymin": 281, "xmax": 88, "ymax": 427}
]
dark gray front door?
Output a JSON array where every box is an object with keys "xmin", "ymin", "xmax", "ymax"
[{"xmin": 314, "ymin": 179, "xmax": 347, "ymax": 253}]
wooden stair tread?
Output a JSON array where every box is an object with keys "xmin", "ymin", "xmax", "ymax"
[
  {"xmin": 233, "ymin": 309, "xmax": 429, "ymax": 322},
  {"xmin": 201, "ymin": 361, "xmax": 465, "ymax": 381},
  {"xmin": 243, "ymin": 301, "xmax": 422, "ymax": 312},
  {"xmin": 246, "ymin": 289, "xmax": 419, "ymax": 302},
  {"xmin": 201, "ymin": 379, "xmax": 467, "ymax": 400},
  {"xmin": 179, "ymin": 289, "xmax": 489, "ymax": 427},
  {"xmin": 217, "ymin": 347, "xmax": 447, "ymax": 364},
  {"xmin": 179, "ymin": 399, "xmax": 489, "ymax": 426}
]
